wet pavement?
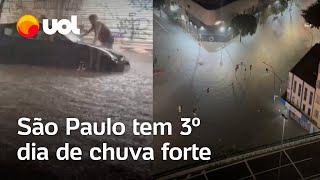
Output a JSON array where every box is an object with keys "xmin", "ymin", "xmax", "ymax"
[
  {"xmin": 153, "ymin": 0, "xmax": 319, "ymax": 174},
  {"xmin": 0, "ymin": 48, "xmax": 152, "ymax": 179}
]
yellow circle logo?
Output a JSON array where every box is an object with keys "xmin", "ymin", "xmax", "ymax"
[{"xmin": 16, "ymin": 15, "xmax": 40, "ymax": 38}]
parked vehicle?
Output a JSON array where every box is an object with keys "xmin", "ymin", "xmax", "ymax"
[{"xmin": 0, "ymin": 23, "xmax": 130, "ymax": 72}]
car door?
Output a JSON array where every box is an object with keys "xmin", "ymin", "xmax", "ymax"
[
  {"xmin": 14, "ymin": 38, "xmax": 54, "ymax": 66},
  {"xmin": 51, "ymin": 34, "xmax": 80, "ymax": 69}
]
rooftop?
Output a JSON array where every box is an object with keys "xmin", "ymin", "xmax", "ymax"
[
  {"xmin": 291, "ymin": 43, "xmax": 320, "ymax": 87},
  {"xmin": 192, "ymin": 0, "xmax": 238, "ymax": 10}
]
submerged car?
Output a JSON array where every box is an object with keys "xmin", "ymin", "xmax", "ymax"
[{"xmin": 0, "ymin": 23, "xmax": 130, "ymax": 72}]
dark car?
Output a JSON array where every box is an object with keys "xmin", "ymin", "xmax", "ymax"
[{"xmin": 0, "ymin": 23, "xmax": 130, "ymax": 72}]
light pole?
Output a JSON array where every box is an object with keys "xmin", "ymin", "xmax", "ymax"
[
  {"xmin": 262, "ymin": 61, "xmax": 283, "ymax": 102},
  {"xmin": 278, "ymin": 113, "xmax": 288, "ymax": 180}
]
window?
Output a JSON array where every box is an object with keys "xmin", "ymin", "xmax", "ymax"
[
  {"xmin": 293, "ymin": 81, "xmax": 297, "ymax": 93},
  {"xmin": 302, "ymin": 104, "xmax": 306, "ymax": 111},
  {"xmin": 298, "ymin": 84, "xmax": 302, "ymax": 96},
  {"xmin": 314, "ymin": 110, "xmax": 319, "ymax": 119},
  {"xmin": 292, "ymin": 96, "xmax": 295, "ymax": 103},
  {"xmin": 308, "ymin": 108, "xmax": 311, "ymax": 116},
  {"xmin": 316, "ymin": 95, "xmax": 320, "ymax": 105},
  {"xmin": 288, "ymin": 76, "xmax": 291, "ymax": 89},
  {"xmin": 304, "ymin": 88, "xmax": 307, "ymax": 100},
  {"xmin": 310, "ymin": 92, "xmax": 313, "ymax": 105}
]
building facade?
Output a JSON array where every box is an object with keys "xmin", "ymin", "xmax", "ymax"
[
  {"xmin": 0, "ymin": 0, "xmax": 153, "ymax": 43},
  {"xmin": 164, "ymin": 0, "xmax": 256, "ymax": 42},
  {"xmin": 281, "ymin": 44, "xmax": 320, "ymax": 133},
  {"xmin": 164, "ymin": 0, "xmax": 280, "ymax": 42}
]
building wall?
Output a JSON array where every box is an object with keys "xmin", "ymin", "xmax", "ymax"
[
  {"xmin": 301, "ymin": 82, "xmax": 315, "ymax": 117},
  {"xmin": 290, "ymin": 75, "xmax": 304, "ymax": 108},
  {"xmin": 312, "ymin": 70, "xmax": 320, "ymax": 125},
  {"xmin": 287, "ymin": 72, "xmax": 293, "ymax": 100},
  {"xmin": 287, "ymin": 72, "xmax": 317, "ymax": 124},
  {"xmin": 0, "ymin": 0, "xmax": 153, "ymax": 43}
]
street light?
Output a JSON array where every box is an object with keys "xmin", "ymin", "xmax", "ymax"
[
  {"xmin": 262, "ymin": 61, "xmax": 283, "ymax": 102},
  {"xmin": 278, "ymin": 113, "xmax": 288, "ymax": 180},
  {"xmin": 215, "ymin": 20, "xmax": 223, "ymax": 25}
]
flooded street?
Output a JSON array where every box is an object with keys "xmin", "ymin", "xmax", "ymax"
[{"xmin": 0, "ymin": 49, "xmax": 153, "ymax": 179}]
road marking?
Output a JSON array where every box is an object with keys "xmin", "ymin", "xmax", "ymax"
[
  {"xmin": 251, "ymin": 157, "xmax": 312, "ymax": 177},
  {"xmin": 304, "ymin": 172, "xmax": 320, "ymax": 180},
  {"xmin": 153, "ymin": 15, "xmax": 169, "ymax": 32},
  {"xmin": 245, "ymin": 160, "xmax": 257, "ymax": 180},
  {"xmin": 283, "ymin": 150, "xmax": 304, "ymax": 179}
]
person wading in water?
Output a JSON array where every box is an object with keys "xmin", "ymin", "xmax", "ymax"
[
  {"xmin": 82, "ymin": 14, "xmax": 114, "ymax": 49},
  {"xmin": 82, "ymin": 14, "xmax": 115, "ymax": 71}
]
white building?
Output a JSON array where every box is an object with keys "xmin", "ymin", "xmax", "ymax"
[{"xmin": 283, "ymin": 43, "xmax": 320, "ymax": 132}]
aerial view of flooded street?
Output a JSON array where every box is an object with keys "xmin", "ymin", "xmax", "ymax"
[{"xmin": 154, "ymin": 0, "xmax": 320, "ymax": 174}]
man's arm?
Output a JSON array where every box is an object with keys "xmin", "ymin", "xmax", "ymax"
[{"xmin": 82, "ymin": 25, "xmax": 94, "ymax": 36}]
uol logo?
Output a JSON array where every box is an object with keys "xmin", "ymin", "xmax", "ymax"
[{"xmin": 17, "ymin": 14, "xmax": 80, "ymax": 38}]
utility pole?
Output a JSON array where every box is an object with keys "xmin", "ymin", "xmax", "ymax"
[{"xmin": 262, "ymin": 61, "xmax": 283, "ymax": 102}]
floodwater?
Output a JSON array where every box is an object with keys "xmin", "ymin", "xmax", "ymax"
[{"xmin": 0, "ymin": 50, "xmax": 153, "ymax": 179}]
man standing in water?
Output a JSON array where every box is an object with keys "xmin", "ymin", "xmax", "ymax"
[
  {"xmin": 82, "ymin": 14, "xmax": 114, "ymax": 49},
  {"xmin": 82, "ymin": 14, "xmax": 115, "ymax": 71}
]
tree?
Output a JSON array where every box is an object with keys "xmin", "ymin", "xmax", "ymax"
[
  {"xmin": 231, "ymin": 14, "xmax": 258, "ymax": 42},
  {"xmin": 302, "ymin": 0, "xmax": 320, "ymax": 29},
  {"xmin": 0, "ymin": 0, "xmax": 5, "ymax": 19}
]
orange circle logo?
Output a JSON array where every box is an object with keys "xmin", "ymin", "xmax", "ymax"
[{"xmin": 16, "ymin": 15, "xmax": 40, "ymax": 38}]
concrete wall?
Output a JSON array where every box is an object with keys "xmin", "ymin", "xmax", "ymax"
[{"xmin": 0, "ymin": 0, "xmax": 153, "ymax": 43}]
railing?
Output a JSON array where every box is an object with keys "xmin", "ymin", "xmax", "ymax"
[{"xmin": 154, "ymin": 131, "xmax": 320, "ymax": 180}]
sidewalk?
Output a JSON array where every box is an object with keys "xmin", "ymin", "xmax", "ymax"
[{"xmin": 116, "ymin": 41, "xmax": 153, "ymax": 53}]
